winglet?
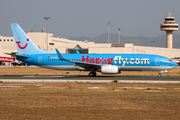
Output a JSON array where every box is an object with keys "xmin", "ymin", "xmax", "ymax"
[
  {"xmin": 55, "ymin": 48, "xmax": 66, "ymax": 61},
  {"xmin": 76, "ymin": 50, "xmax": 80, "ymax": 54}
]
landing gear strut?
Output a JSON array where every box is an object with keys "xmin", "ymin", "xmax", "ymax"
[
  {"xmin": 158, "ymin": 70, "xmax": 168, "ymax": 77},
  {"xmin": 89, "ymin": 71, "xmax": 96, "ymax": 77}
]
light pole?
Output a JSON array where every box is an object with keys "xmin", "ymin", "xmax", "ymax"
[
  {"xmin": 108, "ymin": 22, "xmax": 110, "ymax": 43},
  {"xmin": 44, "ymin": 17, "xmax": 50, "ymax": 51},
  {"xmin": 118, "ymin": 28, "xmax": 121, "ymax": 44},
  {"xmin": 151, "ymin": 41, "xmax": 155, "ymax": 47}
]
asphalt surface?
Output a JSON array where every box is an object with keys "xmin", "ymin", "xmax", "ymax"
[{"xmin": 0, "ymin": 75, "xmax": 180, "ymax": 83}]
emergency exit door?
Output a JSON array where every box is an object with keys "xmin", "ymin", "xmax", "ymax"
[{"xmin": 38, "ymin": 56, "xmax": 42, "ymax": 64}]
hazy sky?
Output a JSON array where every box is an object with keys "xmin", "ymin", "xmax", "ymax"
[{"xmin": 0, "ymin": 0, "xmax": 180, "ymax": 38}]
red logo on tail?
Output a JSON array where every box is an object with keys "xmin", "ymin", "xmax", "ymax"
[{"xmin": 16, "ymin": 39, "xmax": 29, "ymax": 49}]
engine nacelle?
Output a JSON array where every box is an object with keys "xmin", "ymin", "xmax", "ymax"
[{"xmin": 101, "ymin": 65, "xmax": 119, "ymax": 74}]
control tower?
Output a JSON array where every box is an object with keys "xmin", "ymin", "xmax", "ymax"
[{"xmin": 160, "ymin": 12, "xmax": 178, "ymax": 48}]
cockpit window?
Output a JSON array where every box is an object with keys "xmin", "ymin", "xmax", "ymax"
[{"xmin": 164, "ymin": 59, "xmax": 170, "ymax": 62}]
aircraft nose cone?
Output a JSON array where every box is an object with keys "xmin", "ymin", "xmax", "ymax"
[{"xmin": 171, "ymin": 61, "xmax": 178, "ymax": 67}]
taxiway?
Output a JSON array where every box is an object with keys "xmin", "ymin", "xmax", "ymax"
[{"xmin": 0, "ymin": 75, "xmax": 180, "ymax": 83}]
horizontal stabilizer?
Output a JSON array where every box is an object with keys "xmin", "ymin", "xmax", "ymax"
[{"xmin": 5, "ymin": 53, "xmax": 29, "ymax": 58}]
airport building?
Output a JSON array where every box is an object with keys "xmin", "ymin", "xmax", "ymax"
[
  {"xmin": 1, "ymin": 32, "xmax": 180, "ymax": 58},
  {"xmin": 0, "ymin": 13, "xmax": 180, "ymax": 65}
]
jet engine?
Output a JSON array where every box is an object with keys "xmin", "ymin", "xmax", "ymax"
[{"xmin": 101, "ymin": 65, "xmax": 120, "ymax": 74}]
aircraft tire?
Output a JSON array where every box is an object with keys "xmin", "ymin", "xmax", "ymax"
[
  {"xmin": 89, "ymin": 72, "xmax": 94, "ymax": 77},
  {"xmin": 158, "ymin": 74, "xmax": 162, "ymax": 77},
  {"xmin": 89, "ymin": 72, "xmax": 96, "ymax": 77}
]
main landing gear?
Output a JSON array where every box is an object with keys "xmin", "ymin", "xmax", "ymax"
[{"xmin": 89, "ymin": 71, "xmax": 97, "ymax": 77}]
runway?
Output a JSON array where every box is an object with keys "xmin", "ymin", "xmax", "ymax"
[{"xmin": 0, "ymin": 75, "xmax": 180, "ymax": 83}]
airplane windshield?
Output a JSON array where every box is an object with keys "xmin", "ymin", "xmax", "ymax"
[{"xmin": 164, "ymin": 59, "xmax": 170, "ymax": 62}]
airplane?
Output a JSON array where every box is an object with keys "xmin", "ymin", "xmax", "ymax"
[{"xmin": 7, "ymin": 23, "xmax": 178, "ymax": 77}]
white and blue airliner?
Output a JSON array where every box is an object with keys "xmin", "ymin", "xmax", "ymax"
[{"xmin": 7, "ymin": 23, "xmax": 178, "ymax": 77}]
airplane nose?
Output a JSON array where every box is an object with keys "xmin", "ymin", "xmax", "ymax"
[{"xmin": 171, "ymin": 61, "xmax": 178, "ymax": 67}]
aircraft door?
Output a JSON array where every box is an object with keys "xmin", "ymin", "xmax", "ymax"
[
  {"xmin": 155, "ymin": 57, "xmax": 159, "ymax": 65},
  {"xmin": 38, "ymin": 56, "xmax": 42, "ymax": 64}
]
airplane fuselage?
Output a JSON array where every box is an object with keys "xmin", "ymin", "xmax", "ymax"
[{"xmin": 17, "ymin": 53, "xmax": 177, "ymax": 71}]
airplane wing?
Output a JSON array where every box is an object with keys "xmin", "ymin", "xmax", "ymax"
[
  {"xmin": 55, "ymin": 48, "xmax": 101, "ymax": 69},
  {"xmin": 73, "ymin": 61, "xmax": 101, "ymax": 69},
  {"xmin": 5, "ymin": 53, "xmax": 29, "ymax": 58}
]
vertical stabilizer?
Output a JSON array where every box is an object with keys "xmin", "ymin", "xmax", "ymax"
[{"xmin": 11, "ymin": 23, "xmax": 50, "ymax": 54}]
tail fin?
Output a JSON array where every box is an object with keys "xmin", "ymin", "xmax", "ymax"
[{"xmin": 11, "ymin": 23, "xmax": 50, "ymax": 54}]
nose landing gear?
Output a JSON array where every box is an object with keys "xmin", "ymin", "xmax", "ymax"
[
  {"xmin": 158, "ymin": 70, "xmax": 167, "ymax": 77},
  {"xmin": 158, "ymin": 73, "xmax": 162, "ymax": 77}
]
